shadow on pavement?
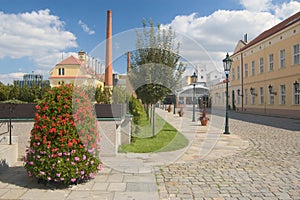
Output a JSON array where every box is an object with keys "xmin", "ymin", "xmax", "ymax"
[
  {"xmin": 0, "ymin": 165, "xmax": 69, "ymax": 189},
  {"xmin": 211, "ymin": 108, "xmax": 300, "ymax": 131}
]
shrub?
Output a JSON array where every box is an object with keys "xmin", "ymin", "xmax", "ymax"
[
  {"xmin": 24, "ymin": 84, "xmax": 101, "ymax": 185},
  {"xmin": 128, "ymin": 96, "xmax": 147, "ymax": 125}
]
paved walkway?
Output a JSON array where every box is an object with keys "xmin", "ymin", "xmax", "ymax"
[
  {"xmin": 0, "ymin": 107, "xmax": 299, "ymax": 199},
  {"xmin": 156, "ymin": 108, "xmax": 300, "ymax": 200}
]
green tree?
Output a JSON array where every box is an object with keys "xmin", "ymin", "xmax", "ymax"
[
  {"xmin": 130, "ymin": 19, "xmax": 185, "ymax": 135},
  {"xmin": 95, "ymin": 85, "xmax": 112, "ymax": 104},
  {"xmin": 112, "ymin": 86, "xmax": 130, "ymax": 104},
  {"xmin": 130, "ymin": 19, "xmax": 185, "ymax": 104},
  {"xmin": 0, "ymin": 84, "xmax": 9, "ymax": 101},
  {"xmin": 8, "ymin": 84, "xmax": 20, "ymax": 100}
]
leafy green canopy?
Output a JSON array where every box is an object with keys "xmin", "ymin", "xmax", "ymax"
[{"xmin": 130, "ymin": 19, "xmax": 186, "ymax": 104}]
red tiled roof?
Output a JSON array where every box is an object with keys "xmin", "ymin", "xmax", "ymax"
[
  {"xmin": 233, "ymin": 11, "xmax": 300, "ymax": 56},
  {"xmin": 57, "ymin": 55, "xmax": 82, "ymax": 65}
]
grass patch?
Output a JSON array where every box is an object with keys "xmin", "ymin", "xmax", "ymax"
[{"xmin": 119, "ymin": 114, "xmax": 189, "ymax": 153}]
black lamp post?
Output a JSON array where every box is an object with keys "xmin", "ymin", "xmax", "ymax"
[
  {"xmin": 268, "ymin": 84, "xmax": 277, "ymax": 95},
  {"xmin": 250, "ymin": 87, "xmax": 257, "ymax": 96},
  {"xmin": 191, "ymin": 72, "xmax": 198, "ymax": 122},
  {"xmin": 223, "ymin": 53, "xmax": 233, "ymax": 134}
]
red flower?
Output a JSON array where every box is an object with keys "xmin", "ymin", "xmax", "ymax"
[
  {"xmin": 50, "ymin": 127, "xmax": 56, "ymax": 133},
  {"xmin": 72, "ymin": 139, "xmax": 78, "ymax": 144},
  {"xmin": 68, "ymin": 141, "xmax": 73, "ymax": 147}
]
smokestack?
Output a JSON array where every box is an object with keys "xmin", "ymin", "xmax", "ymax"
[
  {"xmin": 244, "ymin": 33, "xmax": 248, "ymax": 43},
  {"xmin": 127, "ymin": 52, "xmax": 130, "ymax": 74},
  {"xmin": 105, "ymin": 10, "xmax": 113, "ymax": 87}
]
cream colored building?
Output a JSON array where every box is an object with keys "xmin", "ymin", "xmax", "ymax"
[
  {"xmin": 49, "ymin": 51, "xmax": 103, "ymax": 88},
  {"xmin": 227, "ymin": 11, "xmax": 300, "ymax": 118}
]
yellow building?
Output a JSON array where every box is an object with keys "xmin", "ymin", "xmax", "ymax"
[
  {"xmin": 49, "ymin": 51, "xmax": 103, "ymax": 88},
  {"xmin": 229, "ymin": 11, "xmax": 300, "ymax": 118}
]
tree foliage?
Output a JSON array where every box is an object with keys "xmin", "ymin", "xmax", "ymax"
[
  {"xmin": 130, "ymin": 19, "xmax": 186, "ymax": 105},
  {"xmin": 95, "ymin": 85, "xmax": 112, "ymax": 104},
  {"xmin": 0, "ymin": 81, "xmax": 50, "ymax": 103}
]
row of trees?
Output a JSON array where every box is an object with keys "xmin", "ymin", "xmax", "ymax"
[
  {"xmin": 0, "ymin": 82, "xmax": 51, "ymax": 103},
  {"xmin": 0, "ymin": 81, "xmax": 130, "ymax": 105}
]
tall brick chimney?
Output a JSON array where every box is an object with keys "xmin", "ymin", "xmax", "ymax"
[
  {"xmin": 105, "ymin": 10, "xmax": 113, "ymax": 87},
  {"xmin": 127, "ymin": 51, "xmax": 130, "ymax": 74}
]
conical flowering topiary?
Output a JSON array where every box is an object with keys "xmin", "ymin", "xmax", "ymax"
[{"xmin": 24, "ymin": 84, "xmax": 101, "ymax": 185}]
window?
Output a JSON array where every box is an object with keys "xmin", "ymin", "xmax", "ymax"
[
  {"xmin": 245, "ymin": 63, "xmax": 248, "ymax": 77},
  {"xmin": 294, "ymin": 85, "xmax": 300, "ymax": 105},
  {"xmin": 244, "ymin": 89, "xmax": 248, "ymax": 105},
  {"xmin": 251, "ymin": 61, "xmax": 255, "ymax": 76},
  {"xmin": 269, "ymin": 54, "xmax": 274, "ymax": 71},
  {"xmin": 293, "ymin": 44, "xmax": 299, "ymax": 65},
  {"xmin": 260, "ymin": 87, "xmax": 264, "ymax": 104},
  {"xmin": 231, "ymin": 68, "xmax": 235, "ymax": 80},
  {"xmin": 259, "ymin": 57, "xmax": 264, "ymax": 73},
  {"xmin": 58, "ymin": 68, "xmax": 65, "ymax": 75},
  {"xmin": 280, "ymin": 85, "xmax": 286, "ymax": 105},
  {"xmin": 269, "ymin": 89, "xmax": 275, "ymax": 105},
  {"xmin": 280, "ymin": 49, "xmax": 286, "ymax": 68},
  {"xmin": 251, "ymin": 90, "xmax": 255, "ymax": 105},
  {"xmin": 237, "ymin": 66, "xmax": 240, "ymax": 79}
]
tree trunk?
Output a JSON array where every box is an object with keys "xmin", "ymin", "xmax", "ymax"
[{"xmin": 152, "ymin": 104, "xmax": 156, "ymax": 137}]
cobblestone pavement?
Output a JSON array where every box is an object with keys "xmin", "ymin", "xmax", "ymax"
[{"xmin": 156, "ymin": 111, "xmax": 300, "ymax": 200}]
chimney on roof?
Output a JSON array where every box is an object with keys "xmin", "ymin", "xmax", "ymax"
[
  {"xmin": 244, "ymin": 33, "xmax": 248, "ymax": 43},
  {"xmin": 127, "ymin": 52, "xmax": 130, "ymax": 74},
  {"xmin": 105, "ymin": 10, "xmax": 113, "ymax": 87}
]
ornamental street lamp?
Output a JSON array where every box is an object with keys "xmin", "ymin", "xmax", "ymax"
[
  {"xmin": 294, "ymin": 81, "xmax": 300, "ymax": 93},
  {"xmin": 223, "ymin": 53, "xmax": 233, "ymax": 134},
  {"xmin": 191, "ymin": 72, "xmax": 198, "ymax": 122}
]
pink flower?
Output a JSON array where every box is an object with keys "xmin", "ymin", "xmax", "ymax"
[
  {"xmin": 80, "ymin": 171, "xmax": 84, "ymax": 175},
  {"xmin": 40, "ymin": 171, "xmax": 45, "ymax": 175},
  {"xmin": 29, "ymin": 161, "xmax": 34, "ymax": 165},
  {"xmin": 56, "ymin": 173, "xmax": 61, "ymax": 177},
  {"xmin": 71, "ymin": 178, "xmax": 76, "ymax": 183},
  {"xmin": 74, "ymin": 157, "xmax": 79, "ymax": 161},
  {"xmin": 97, "ymin": 164, "xmax": 102, "ymax": 171},
  {"xmin": 83, "ymin": 155, "xmax": 86, "ymax": 160}
]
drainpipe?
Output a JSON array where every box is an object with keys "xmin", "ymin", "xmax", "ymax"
[{"xmin": 241, "ymin": 52, "xmax": 244, "ymax": 111}]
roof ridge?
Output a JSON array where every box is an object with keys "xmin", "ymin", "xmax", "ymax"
[
  {"xmin": 233, "ymin": 11, "xmax": 300, "ymax": 56},
  {"xmin": 57, "ymin": 55, "xmax": 82, "ymax": 65}
]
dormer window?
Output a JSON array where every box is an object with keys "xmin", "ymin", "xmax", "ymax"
[{"xmin": 58, "ymin": 68, "xmax": 65, "ymax": 75}]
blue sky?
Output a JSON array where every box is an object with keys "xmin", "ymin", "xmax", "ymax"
[{"xmin": 0, "ymin": 0, "xmax": 299, "ymax": 84}]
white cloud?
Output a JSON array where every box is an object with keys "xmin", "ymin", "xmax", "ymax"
[
  {"xmin": 164, "ymin": 1, "xmax": 300, "ymax": 73},
  {"xmin": 166, "ymin": 10, "xmax": 281, "ymax": 72},
  {"xmin": 0, "ymin": 72, "xmax": 24, "ymax": 84},
  {"xmin": 0, "ymin": 9, "xmax": 77, "ymax": 69},
  {"xmin": 78, "ymin": 20, "xmax": 95, "ymax": 35},
  {"xmin": 239, "ymin": 0, "xmax": 272, "ymax": 12},
  {"xmin": 274, "ymin": 0, "xmax": 300, "ymax": 19}
]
